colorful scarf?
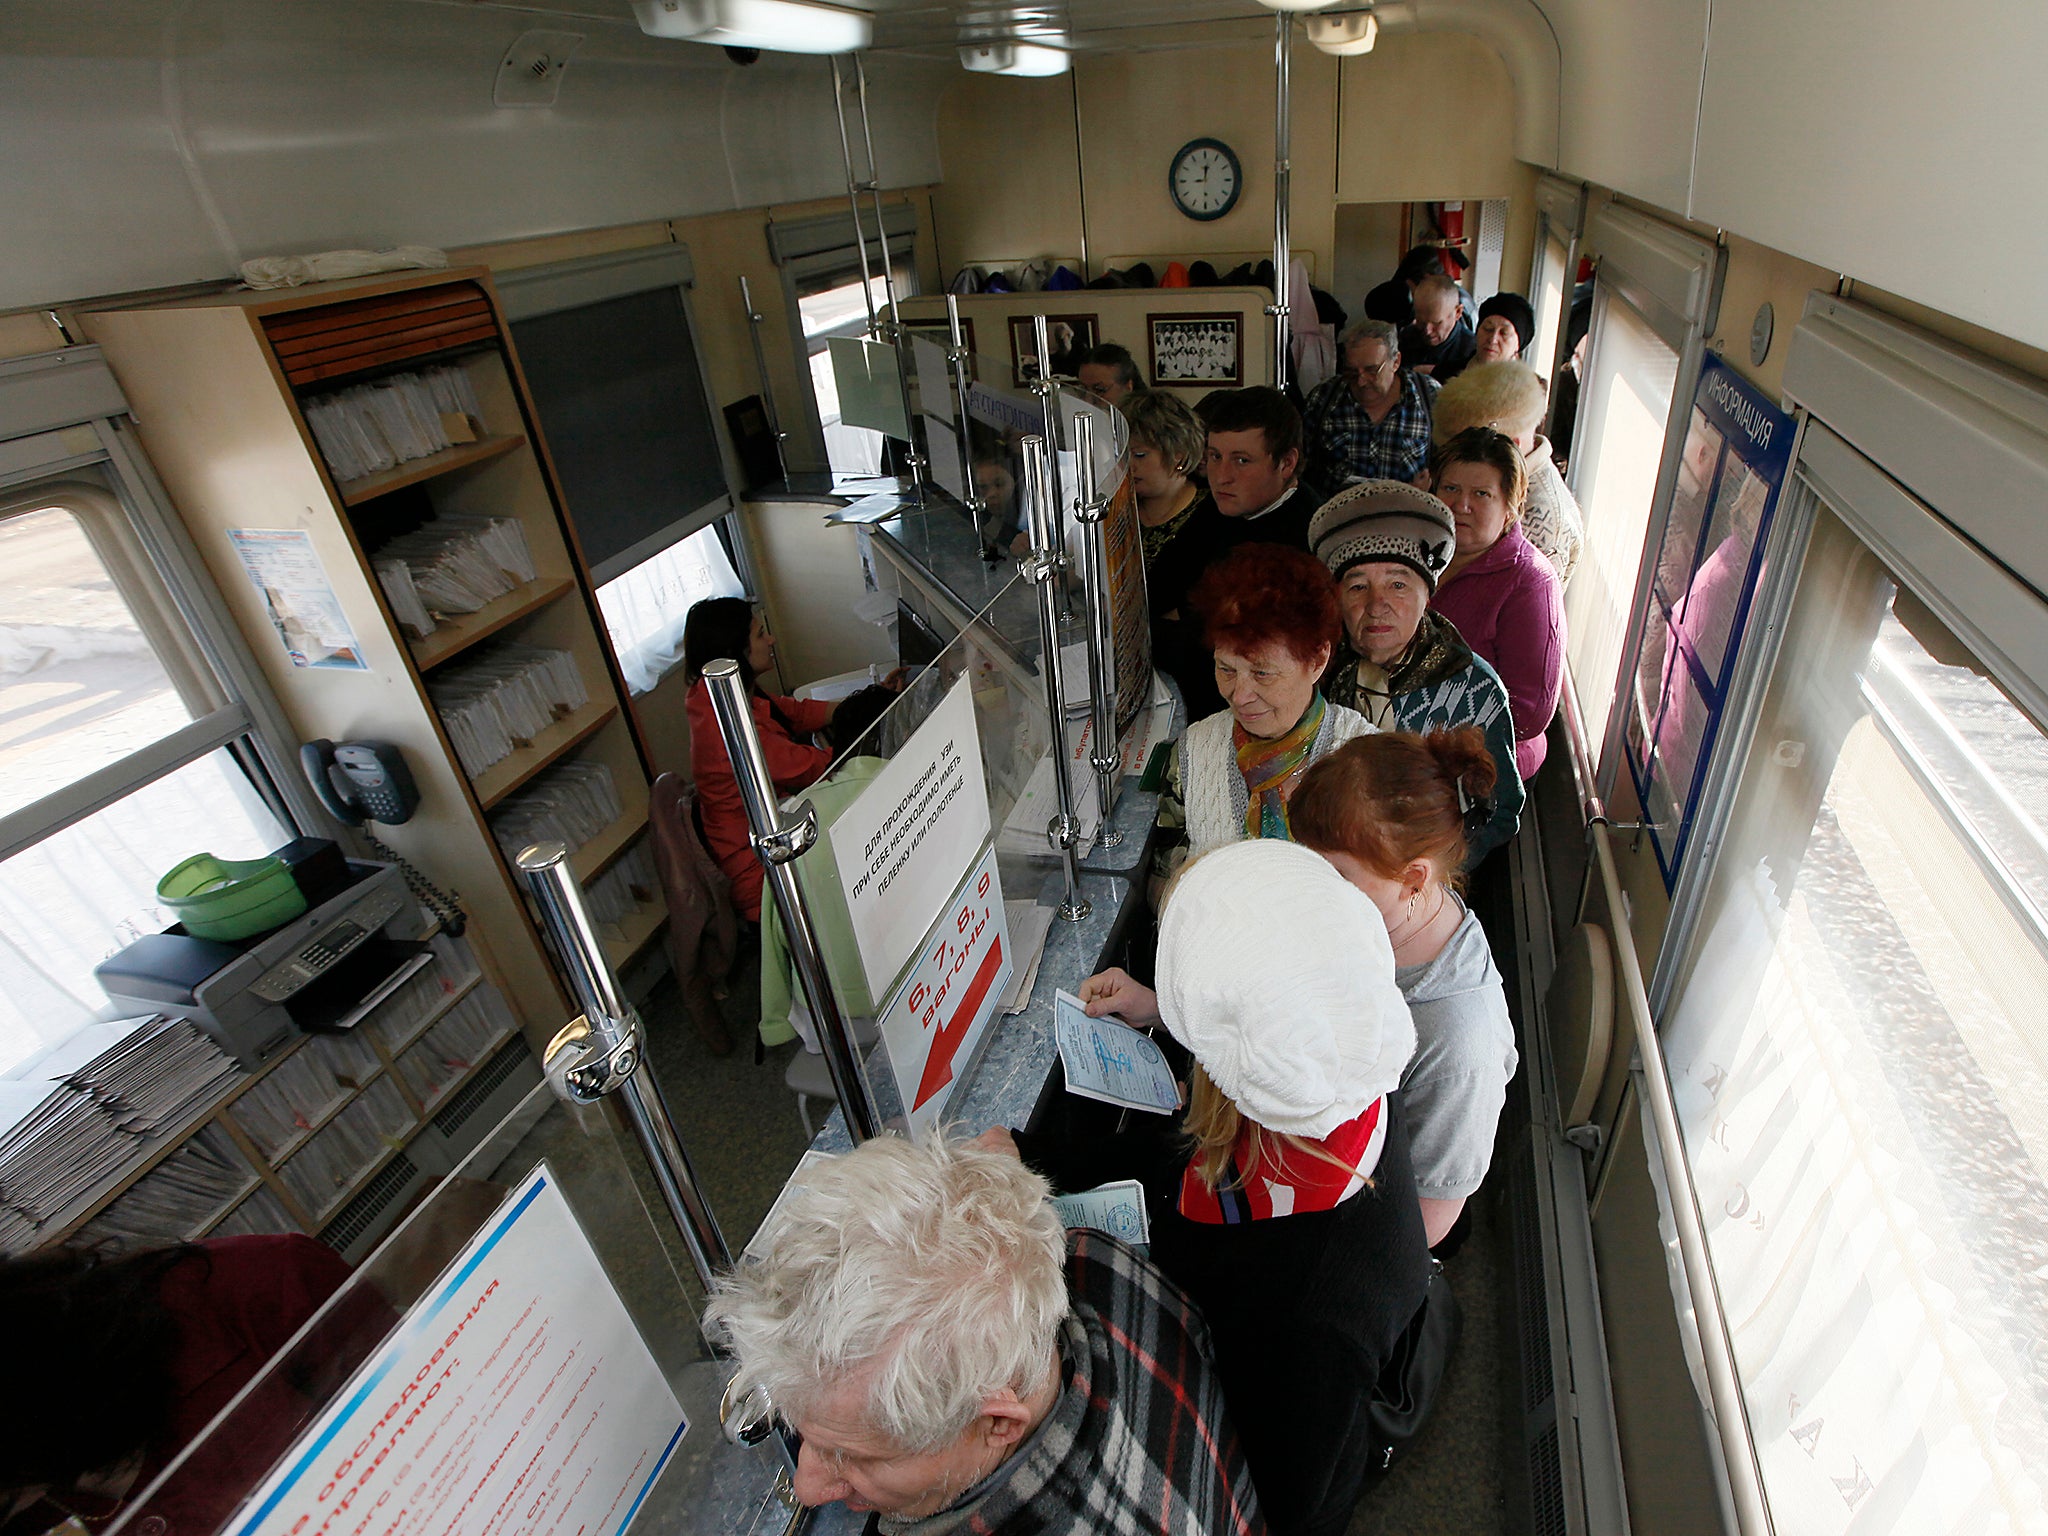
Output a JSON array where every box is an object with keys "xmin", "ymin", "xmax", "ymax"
[
  {"xmin": 1234, "ymin": 691, "xmax": 1326, "ymax": 840},
  {"xmin": 1178, "ymin": 1095, "xmax": 1388, "ymax": 1223}
]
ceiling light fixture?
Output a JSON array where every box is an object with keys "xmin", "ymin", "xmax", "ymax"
[
  {"xmin": 632, "ymin": 0, "xmax": 872, "ymax": 54},
  {"xmin": 957, "ymin": 40, "xmax": 1071, "ymax": 76},
  {"xmin": 1306, "ymin": 9, "xmax": 1377, "ymax": 54},
  {"xmin": 1254, "ymin": 0, "xmax": 1340, "ymax": 12}
]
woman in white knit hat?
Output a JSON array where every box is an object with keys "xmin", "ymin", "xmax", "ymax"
[{"xmin": 993, "ymin": 839, "xmax": 1433, "ymax": 1536}]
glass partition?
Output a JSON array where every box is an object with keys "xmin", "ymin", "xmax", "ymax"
[{"xmin": 108, "ymin": 1080, "xmax": 790, "ymax": 1536}]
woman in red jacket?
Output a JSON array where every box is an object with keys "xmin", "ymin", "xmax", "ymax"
[{"xmin": 683, "ymin": 598, "xmax": 898, "ymax": 923}]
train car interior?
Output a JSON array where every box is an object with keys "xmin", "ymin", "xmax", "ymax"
[{"xmin": 3, "ymin": 3, "xmax": 2048, "ymax": 1536}]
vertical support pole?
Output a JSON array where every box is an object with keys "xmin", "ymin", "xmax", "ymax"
[
  {"xmin": 1021, "ymin": 435, "xmax": 1091, "ymax": 922},
  {"xmin": 701, "ymin": 661, "xmax": 882, "ymax": 1142},
  {"xmin": 852, "ymin": 53, "xmax": 926, "ymax": 504},
  {"xmin": 828, "ymin": 56, "xmax": 879, "ymax": 340},
  {"xmin": 740, "ymin": 275, "xmax": 791, "ymax": 487},
  {"xmin": 1069, "ymin": 413, "xmax": 1123, "ymax": 848},
  {"xmin": 1271, "ymin": 11, "xmax": 1293, "ymax": 392},
  {"xmin": 947, "ymin": 294, "xmax": 986, "ymax": 534},
  {"xmin": 1030, "ymin": 313, "xmax": 1077, "ymax": 620},
  {"xmin": 519, "ymin": 842, "xmax": 735, "ymax": 1290}
]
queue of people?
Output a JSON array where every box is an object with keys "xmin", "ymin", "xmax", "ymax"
[{"xmin": 685, "ymin": 275, "xmax": 1578, "ymax": 1536}]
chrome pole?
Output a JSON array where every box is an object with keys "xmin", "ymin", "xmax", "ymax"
[
  {"xmin": 701, "ymin": 660, "xmax": 882, "ymax": 1142},
  {"xmin": 828, "ymin": 56, "xmax": 879, "ymax": 340},
  {"xmin": 1030, "ymin": 313, "xmax": 1077, "ymax": 620},
  {"xmin": 1270, "ymin": 11, "xmax": 1293, "ymax": 392},
  {"xmin": 1069, "ymin": 413, "xmax": 1123, "ymax": 848},
  {"xmin": 1021, "ymin": 434, "xmax": 1090, "ymax": 922},
  {"xmin": 740, "ymin": 275, "xmax": 791, "ymax": 486},
  {"xmin": 851, "ymin": 52, "xmax": 926, "ymax": 504},
  {"xmin": 517, "ymin": 843, "xmax": 732, "ymax": 1291},
  {"xmin": 947, "ymin": 294, "xmax": 988, "ymax": 538}
]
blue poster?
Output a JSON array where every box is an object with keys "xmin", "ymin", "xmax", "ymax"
[{"xmin": 1625, "ymin": 354, "xmax": 1795, "ymax": 890}]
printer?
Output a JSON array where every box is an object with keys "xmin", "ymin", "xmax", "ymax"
[{"xmin": 96, "ymin": 851, "xmax": 430, "ymax": 1070}]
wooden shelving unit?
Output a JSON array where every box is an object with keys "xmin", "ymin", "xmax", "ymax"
[
  {"xmin": 572, "ymin": 807, "xmax": 649, "ymax": 884},
  {"xmin": 409, "ymin": 573, "xmax": 574, "ymax": 671},
  {"xmin": 602, "ymin": 898, "xmax": 668, "ymax": 973},
  {"xmin": 82, "ymin": 266, "xmax": 671, "ymax": 1059},
  {"xmin": 337, "ymin": 432, "xmax": 525, "ymax": 505}
]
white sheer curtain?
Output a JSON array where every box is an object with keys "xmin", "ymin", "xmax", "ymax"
[
  {"xmin": 594, "ymin": 526, "xmax": 743, "ymax": 696},
  {"xmin": 1657, "ymin": 507, "xmax": 2048, "ymax": 1535},
  {"xmin": 0, "ymin": 749, "xmax": 288, "ymax": 1074}
]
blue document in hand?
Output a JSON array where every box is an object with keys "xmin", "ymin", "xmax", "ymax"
[{"xmin": 1054, "ymin": 990, "xmax": 1181, "ymax": 1114}]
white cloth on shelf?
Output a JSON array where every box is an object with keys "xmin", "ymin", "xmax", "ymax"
[{"xmin": 240, "ymin": 246, "xmax": 448, "ymax": 290}]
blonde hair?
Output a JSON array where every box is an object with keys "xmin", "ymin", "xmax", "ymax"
[
  {"xmin": 1182, "ymin": 1062, "xmax": 1368, "ymax": 1192},
  {"xmin": 1119, "ymin": 389, "xmax": 1206, "ymax": 476},
  {"xmin": 1431, "ymin": 359, "xmax": 1547, "ymax": 444}
]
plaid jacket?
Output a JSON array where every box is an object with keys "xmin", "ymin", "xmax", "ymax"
[
  {"xmin": 1302, "ymin": 369, "xmax": 1439, "ymax": 489},
  {"xmin": 888, "ymin": 1232, "xmax": 1266, "ymax": 1536}
]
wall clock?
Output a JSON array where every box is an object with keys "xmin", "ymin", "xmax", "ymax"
[{"xmin": 1169, "ymin": 137, "xmax": 1241, "ymax": 222}]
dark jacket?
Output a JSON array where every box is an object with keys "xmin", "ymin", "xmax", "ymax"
[
  {"xmin": 1015, "ymin": 1102, "xmax": 1433, "ymax": 1536},
  {"xmin": 1398, "ymin": 314, "xmax": 1477, "ymax": 382},
  {"xmin": 1147, "ymin": 484, "xmax": 1324, "ymax": 720}
]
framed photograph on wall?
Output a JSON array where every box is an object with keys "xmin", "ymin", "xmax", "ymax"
[
  {"xmin": 1009, "ymin": 313, "xmax": 1098, "ymax": 386},
  {"xmin": 1148, "ymin": 313, "xmax": 1243, "ymax": 386},
  {"xmin": 903, "ymin": 317, "xmax": 976, "ymax": 358}
]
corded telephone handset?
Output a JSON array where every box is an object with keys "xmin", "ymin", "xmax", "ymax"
[
  {"xmin": 299, "ymin": 739, "xmax": 465, "ymax": 935},
  {"xmin": 301, "ymin": 738, "xmax": 420, "ymax": 827}
]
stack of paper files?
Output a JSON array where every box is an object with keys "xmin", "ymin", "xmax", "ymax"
[
  {"xmin": 0, "ymin": 1018, "xmax": 247, "ymax": 1255},
  {"xmin": 488, "ymin": 761, "xmax": 624, "ymax": 865},
  {"xmin": 302, "ymin": 363, "xmax": 485, "ymax": 484},
  {"xmin": 75, "ymin": 1124, "xmax": 257, "ymax": 1252},
  {"xmin": 585, "ymin": 841, "xmax": 658, "ymax": 930},
  {"xmin": 374, "ymin": 515, "xmax": 538, "ymax": 638},
  {"xmin": 428, "ymin": 642, "xmax": 589, "ymax": 776}
]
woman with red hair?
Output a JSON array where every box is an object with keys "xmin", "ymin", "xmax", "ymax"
[{"xmin": 1156, "ymin": 544, "xmax": 1375, "ymax": 872}]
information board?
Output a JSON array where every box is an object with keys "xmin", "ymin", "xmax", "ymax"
[
  {"xmin": 829, "ymin": 675, "xmax": 993, "ymax": 1000},
  {"xmin": 875, "ymin": 843, "xmax": 1012, "ymax": 1139},
  {"xmin": 224, "ymin": 1165, "xmax": 686, "ymax": 1536},
  {"xmin": 1624, "ymin": 353, "xmax": 1795, "ymax": 889}
]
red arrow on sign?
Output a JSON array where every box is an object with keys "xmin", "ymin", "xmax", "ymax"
[{"xmin": 914, "ymin": 934, "xmax": 1006, "ymax": 1110}]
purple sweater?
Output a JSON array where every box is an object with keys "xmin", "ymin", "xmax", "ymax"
[{"xmin": 1430, "ymin": 525, "xmax": 1565, "ymax": 778}]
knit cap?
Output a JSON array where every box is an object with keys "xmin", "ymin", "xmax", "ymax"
[
  {"xmin": 1156, "ymin": 840, "xmax": 1415, "ymax": 1138},
  {"xmin": 1307, "ymin": 480, "xmax": 1458, "ymax": 590},
  {"xmin": 1478, "ymin": 291, "xmax": 1536, "ymax": 356}
]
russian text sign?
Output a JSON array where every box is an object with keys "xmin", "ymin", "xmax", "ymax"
[
  {"xmin": 225, "ymin": 1164, "xmax": 686, "ymax": 1536},
  {"xmin": 877, "ymin": 843, "xmax": 1012, "ymax": 1139},
  {"xmin": 830, "ymin": 674, "xmax": 992, "ymax": 1000}
]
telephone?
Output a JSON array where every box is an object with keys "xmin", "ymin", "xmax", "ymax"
[{"xmin": 301, "ymin": 738, "xmax": 421, "ymax": 826}]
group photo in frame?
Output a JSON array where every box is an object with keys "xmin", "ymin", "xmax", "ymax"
[
  {"xmin": 1009, "ymin": 313, "xmax": 1097, "ymax": 386},
  {"xmin": 903, "ymin": 316, "xmax": 977, "ymax": 359},
  {"xmin": 1148, "ymin": 312, "xmax": 1243, "ymax": 386}
]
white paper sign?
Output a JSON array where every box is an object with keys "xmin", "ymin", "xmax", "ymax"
[
  {"xmin": 830, "ymin": 675, "xmax": 992, "ymax": 999},
  {"xmin": 877, "ymin": 843, "xmax": 1012, "ymax": 1139},
  {"xmin": 225, "ymin": 1165, "xmax": 686, "ymax": 1536},
  {"xmin": 227, "ymin": 527, "xmax": 369, "ymax": 671},
  {"xmin": 1050, "ymin": 1180, "xmax": 1152, "ymax": 1245}
]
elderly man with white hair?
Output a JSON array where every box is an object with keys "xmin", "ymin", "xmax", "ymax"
[{"xmin": 706, "ymin": 1134, "xmax": 1266, "ymax": 1536}]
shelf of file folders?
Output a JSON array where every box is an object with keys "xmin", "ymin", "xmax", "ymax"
[
  {"xmin": 302, "ymin": 362, "xmax": 487, "ymax": 485},
  {"xmin": 427, "ymin": 641, "xmax": 593, "ymax": 790},
  {"xmin": 373, "ymin": 513, "xmax": 538, "ymax": 642},
  {"xmin": 0, "ymin": 931, "xmax": 523, "ymax": 1257}
]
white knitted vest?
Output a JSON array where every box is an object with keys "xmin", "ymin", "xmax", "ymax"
[{"xmin": 1178, "ymin": 702, "xmax": 1375, "ymax": 858}]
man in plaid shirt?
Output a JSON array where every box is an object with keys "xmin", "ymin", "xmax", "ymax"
[
  {"xmin": 1302, "ymin": 318, "xmax": 1440, "ymax": 492},
  {"xmin": 708, "ymin": 1134, "xmax": 1266, "ymax": 1536}
]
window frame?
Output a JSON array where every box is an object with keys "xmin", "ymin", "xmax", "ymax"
[
  {"xmin": 1566, "ymin": 203, "xmax": 1727, "ymax": 797},
  {"xmin": 769, "ymin": 204, "xmax": 919, "ymax": 473},
  {"xmin": 0, "ymin": 347, "xmax": 326, "ymax": 859},
  {"xmin": 1528, "ymin": 173, "xmax": 1586, "ymax": 425}
]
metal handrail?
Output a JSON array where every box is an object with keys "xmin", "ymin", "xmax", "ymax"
[{"xmin": 1557, "ymin": 669, "xmax": 1775, "ymax": 1536}]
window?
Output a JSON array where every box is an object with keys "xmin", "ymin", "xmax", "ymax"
[
  {"xmin": 0, "ymin": 479, "xmax": 298, "ymax": 1070},
  {"xmin": 1566, "ymin": 285, "xmax": 1680, "ymax": 755},
  {"xmin": 799, "ymin": 267, "xmax": 917, "ymax": 477},
  {"xmin": 1532, "ymin": 230, "xmax": 1569, "ymax": 383},
  {"xmin": 594, "ymin": 524, "xmax": 744, "ymax": 695},
  {"xmin": 1659, "ymin": 502, "xmax": 2048, "ymax": 1535}
]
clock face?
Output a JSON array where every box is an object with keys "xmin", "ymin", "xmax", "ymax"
[{"xmin": 1170, "ymin": 139, "xmax": 1241, "ymax": 222}]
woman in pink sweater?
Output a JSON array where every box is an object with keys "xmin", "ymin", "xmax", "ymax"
[{"xmin": 1426, "ymin": 427, "xmax": 1566, "ymax": 778}]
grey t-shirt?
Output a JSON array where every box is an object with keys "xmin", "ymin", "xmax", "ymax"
[{"xmin": 1395, "ymin": 901, "xmax": 1518, "ymax": 1201}]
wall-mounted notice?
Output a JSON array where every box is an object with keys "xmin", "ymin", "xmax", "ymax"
[
  {"xmin": 830, "ymin": 675, "xmax": 992, "ymax": 999},
  {"xmin": 224, "ymin": 1165, "xmax": 686, "ymax": 1536},
  {"xmin": 877, "ymin": 843, "xmax": 1012, "ymax": 1139},
  {"xmin": 228, "ymin": 528, "xmax": 369, "ymax": 670}
]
